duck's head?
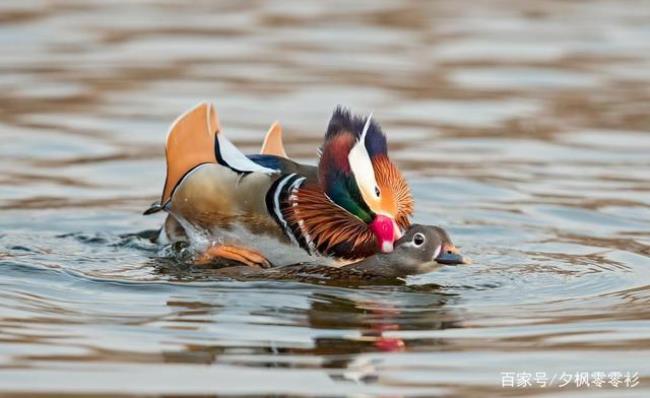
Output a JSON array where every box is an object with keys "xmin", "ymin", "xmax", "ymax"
[
  {"xmin": 351, "ymin": 224, "xmax": 469, "ymax": 277},
  {"xmin": 386, "ymin": 224, "xmax": 469, "ymax": 275},
  {"xmin": 319, "ymin": 107, "xmax": 413, "ymax": 254}
]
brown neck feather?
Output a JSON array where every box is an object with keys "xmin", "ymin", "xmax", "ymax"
[
  {"xmin": 284, "ymin": 183, "xmax": 377, "ymax": 260},
  {"xmin": 374, "ymin": 155, "xmax": 414, "ymax": 230}
]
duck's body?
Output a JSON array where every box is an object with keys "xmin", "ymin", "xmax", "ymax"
[
  {"xmin": 160, "ymin": 157, "xmax": 331, "ymax": 265},
  {"xmin": 148, "ymin": 102, "xmax": 414, "ymax": 267}
]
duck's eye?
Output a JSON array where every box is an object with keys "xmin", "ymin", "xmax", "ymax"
[
  {"xmin": 374, "ymin": 186, "xmax": 381, "ymax": 197},
  {"xmin": 413, "ymin": 233, "xmax": 425, "ymax": 246}
]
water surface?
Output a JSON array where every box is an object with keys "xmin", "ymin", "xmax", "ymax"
[{"xmin": 1, "ymin": 0, "xmax": 649, "ymax": 396}]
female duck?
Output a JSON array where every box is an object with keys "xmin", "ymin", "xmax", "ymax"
[{"xmin": 204, "ymin": 224, "xmax": 469, "ymax": 281}]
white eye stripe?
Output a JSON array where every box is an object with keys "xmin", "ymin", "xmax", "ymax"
[
  {"xmin": 361, "ymin": 113, "xmax": 373, "ymax": 141},
  {"xmin": 399, "ymin": 234, "xmax": 425, "ymax": 249},
  {"xmin": 348, "ymin": 114, "xmax": 380, "ymax": 205},
  {"xmin": 400, "ymin": 241, "xmax": 416, "ymax": 249}
]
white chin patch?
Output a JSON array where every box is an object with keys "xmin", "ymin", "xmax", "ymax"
[{"xmin": 382, "ymin": 241, "xmax": 394, "ymax": 253}]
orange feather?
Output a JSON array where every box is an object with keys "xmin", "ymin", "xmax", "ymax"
[
  {"xmin": 284, "ymin": 184, "xmax": 377, "ymax": 260},
  {"xmin": 162, "ymin": 103, "xmax": 219, "ymax": 204},
  {"xmin": 260, "ymin": 121, "xmax": 288, "ymax": 158},
  {"xmin": 373, "ymin": 155, "xmax": 414, "ymax": 230}
]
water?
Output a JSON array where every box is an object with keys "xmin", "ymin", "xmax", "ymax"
[{"xmin": 1, "ymin": 0, "xmax": 649, "ymax": 396}]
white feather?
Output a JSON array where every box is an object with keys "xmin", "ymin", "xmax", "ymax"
[
  {"xmin": 216, "ymin": 134, "xmax": 276, "ymax": 174},
  {"xmin": 347, "ymin": 114, "xmax": 379, "ymax": 202},
  {"xmin": 273, "ymin": 174, "xmax": 299, "ymax": 245}
]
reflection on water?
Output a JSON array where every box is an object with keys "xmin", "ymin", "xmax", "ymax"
[{"xmin": 1, "ymin": 0, "xmax": 649, "ymax": 396}]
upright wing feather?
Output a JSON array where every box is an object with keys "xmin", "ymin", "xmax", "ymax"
[
  {"xmin": 161, "ymin": 102, "xmax": 219, "ymax": 206},
  {"xmin": 260, "ymin": 121, "xmax": 288, "ymax": 158},
  {"xmin": 159, "ymin": 102, "xmax": 276, "ymax": 209}
]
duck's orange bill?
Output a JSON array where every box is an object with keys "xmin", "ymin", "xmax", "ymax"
[
  {"xmin": 161, "ymin": 103, "xmax": 219, "ymax": 204},
  {"xmin": 369, "ymin": 214, "xmax": 398, "ymax": 253}
]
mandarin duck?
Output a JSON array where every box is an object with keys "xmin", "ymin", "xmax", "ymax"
[
  {"xmin": 204, "ymin": 224, "xmax": 469, "ymax": 281},
  {"xmin": 258, "ymin": 127, "xmax": 469, "ymax": 267},
  {"xmin": 145, "ymin": 102, "xmax": 414, "ymax": 267}
]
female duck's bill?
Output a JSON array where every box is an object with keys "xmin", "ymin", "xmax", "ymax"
[{"xmin": 428, "ymin": 225, "xmax": 469, "ymax": 265}]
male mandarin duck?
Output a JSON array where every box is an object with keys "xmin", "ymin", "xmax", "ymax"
[
  {"xmin": 259, "ymin": 125, "xmax": 467, "ymax": 267},
  {"xmin": 145, "ymin": 102, "xmax": 414, "ymax": 267}
]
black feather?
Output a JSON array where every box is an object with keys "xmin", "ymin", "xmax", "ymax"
[
  {"xmin": 143, "ymin": 201, "xmax": 163, "ymax": 215},
  {"xmin": 325, "ymin": 106, "xmax": 387, "ymax": 157}
]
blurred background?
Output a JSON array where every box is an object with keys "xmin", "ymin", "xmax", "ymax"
[{"xmin": 0, "ymin": 1, "xmax": 649, "ymax": 396}]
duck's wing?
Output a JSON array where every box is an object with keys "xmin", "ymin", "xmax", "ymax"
[
  {"xmin": 260, "ymin": 121, "xmax": 288, "ymax": 158},
  {"xmin": 247, "ymin": 154, "xmax": 318, "ymax": 182},
  {"xmin": 145, "ymin": 103, "xmax": 276, "ymax": 215},
  {"xmin": 161, "ymin": 102, "xmax": 219, "ymax": 207},
  {"xmin": 256, "ymin": 121, "xmax": 320, "ymax": 180}
]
